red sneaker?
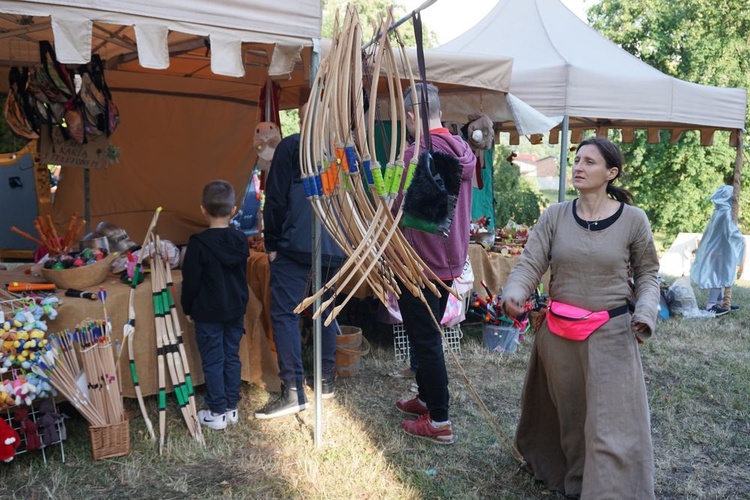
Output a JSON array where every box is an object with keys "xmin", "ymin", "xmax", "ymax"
[
  {"xmin": 402, "ymin": 413, "xmax": 454, "ymax": 445},
  {"xmin": 396, "ymin": 395, "xmax": 428, "ymax": 416}
]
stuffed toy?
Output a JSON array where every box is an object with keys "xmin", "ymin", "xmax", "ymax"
[
  {"xmin": 461, "ymin": 112, "xmax": 494, "ymax": 189},
  {"xmin": 36, "ymin": 399, "xmax": 63, "ymax": 446},
  {"xmin": 464, "ymin": 112, "xmax": 494, "ymax": 152},
  {"xmin": 0, "ymin": 418, "xmax": 20, "ymax": 461},
  {"xmin": 253, "ymin": 121, "xmax": 282, "ymax": 171},
  {"xmin": 13, "ymin": 406, "xmax": 42, "ymax": 451}
]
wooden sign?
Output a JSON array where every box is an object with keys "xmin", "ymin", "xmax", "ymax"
[{"xmin": 38, "ymin": 124, "xmax": 109, "ymax": 169}]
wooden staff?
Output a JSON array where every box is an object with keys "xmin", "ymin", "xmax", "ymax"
[
  {"xmin": 163, "ymin": 249, "xmax": 202, "ymax": 443},
  {"xmin": 151, "ymin": 237, "xmax": 201, "ymax": 442},
  {"xmin": 123, "ymin": 208, "xmax": 160, "ymax": 442}
]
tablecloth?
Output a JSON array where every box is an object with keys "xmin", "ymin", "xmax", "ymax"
[{"xmin": 468, "ymin": 243, "xmax": 550, "ymax": 297}]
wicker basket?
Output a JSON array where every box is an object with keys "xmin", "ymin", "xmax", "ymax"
[
  {"xmin": 40, "ymin": 253, "xmax": 115, "ymax": 290},
  {"xmin": 89, "ymin": 419, "xmax": 131, "ymax": 460}
]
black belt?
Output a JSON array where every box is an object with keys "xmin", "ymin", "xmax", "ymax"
[{"xmin": 607, "ymin": 304, "xmax": 630, "ymax": 318}]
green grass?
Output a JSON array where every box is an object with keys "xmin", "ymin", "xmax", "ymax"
[{"xmin": 2, "ymin": 286, "xmax": 749, "ymax": 499}]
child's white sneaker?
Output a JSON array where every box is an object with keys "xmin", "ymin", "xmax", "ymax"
[
  {"xmin": 198, "ymin": 409, "xmax": 227, "ymax": 430},
  {"xmin": 226, "ymin": 408, "xmax": 239, "ymax": 425}
]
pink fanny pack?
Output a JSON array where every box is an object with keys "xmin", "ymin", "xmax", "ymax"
[{"xmin": 545, "ymin": 300, "xmax": 629, "ymax": 341}]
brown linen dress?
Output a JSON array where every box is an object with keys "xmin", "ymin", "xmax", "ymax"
[{"xmin": 502, "ymin": 201, "xmax": 660, "ymax": 499}]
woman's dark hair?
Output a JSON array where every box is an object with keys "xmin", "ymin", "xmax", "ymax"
[{"xmin": 576, "ymin": 137, "xmax": 634, "ymax": 205}]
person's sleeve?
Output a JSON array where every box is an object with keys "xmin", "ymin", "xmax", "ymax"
[
  {"xmin": 502, "ymin": 206, "xmax": 555, "ymax": 305},
  {"xmin": 180, "ymin": 239, "xmax": 200, "ymax": 316},
  {"xmin": 630, "ymin": 210, "xmax": 661, "ymax": 341},
  {"xmin": 263, "ymin": 137, "xmax": 294, "ymax": 253}
]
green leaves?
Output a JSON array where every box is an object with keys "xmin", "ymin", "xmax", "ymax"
[{"xmin": 590, "ymin": 0, "xmax": 750, "ymax": 236}]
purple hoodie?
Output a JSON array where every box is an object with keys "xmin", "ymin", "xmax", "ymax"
[{"xmin": 396, "ymin": 130, "xmax": 476, "ymax": 280}]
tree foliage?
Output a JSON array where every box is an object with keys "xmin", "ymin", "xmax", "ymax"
[
  {"xmin": 589, "ymin": 0, "xmax": 750, "ymax": 237},
  {"xmin": 322, "ymin": 0, "xmax": 437, "ymax": 47},
  {"xmin": 493, "ymin": 144, "xmax": 548, "ymax": 227}
]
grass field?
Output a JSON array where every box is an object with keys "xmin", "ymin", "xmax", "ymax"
[{"xmin": 2, "ymin": 284, "xmax": 748, "ymax": 499}]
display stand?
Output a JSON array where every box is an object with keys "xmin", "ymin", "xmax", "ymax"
[{"xmin": 1, "ymin": 397, "xmax": 67, "ymax": 464}]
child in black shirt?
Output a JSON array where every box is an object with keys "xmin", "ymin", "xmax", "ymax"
[{"xmin": 182, "ymin": 180, "xmax": 249, "ymax": 429}]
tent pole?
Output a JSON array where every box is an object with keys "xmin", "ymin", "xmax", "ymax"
[
  {"xmin": 558, "ymin": 116, "xmax": 569, "ymax": 202},
  {"xmin": 731, "ymin": 129, "xmax": 743, "ymax": 224},
  {"xmin": 309, "ymin": 48, "xmax": 324, "ymax": 448},
  {"xmin": 84, "ymin": 168, "xmax": 91, "ymax": 234},
  {"xmin": 724, "ymin": 129, "xmax": 744, "ymax": 310}
]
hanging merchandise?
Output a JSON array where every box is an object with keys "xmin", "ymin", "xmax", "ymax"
[{"xmin": 3, "ymin": 42, "xmax": 120, "ymax": 148}]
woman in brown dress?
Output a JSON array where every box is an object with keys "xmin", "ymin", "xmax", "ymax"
[{"xmin": 502, "ymin": 137, "xmax": 660, "ymax": 499}]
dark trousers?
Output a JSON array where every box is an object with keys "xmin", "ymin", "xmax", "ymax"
[
  {"xmin": 269, "ymin": 253, "xmax": 338, "ymax": 393},
  {"xmin": 398, "ymin": 279, "xmax": 452, "ymax": 422},
  {"xmin": 194, "ymin": 316, "xmax": 245, "ymax": 414}
]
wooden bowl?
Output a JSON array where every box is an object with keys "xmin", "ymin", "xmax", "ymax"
[{"xmin": 40, "ymin": 254, "xmax": 115, "ymax": 290}]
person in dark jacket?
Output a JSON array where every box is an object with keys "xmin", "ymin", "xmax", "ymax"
[
  {"xmin": 181, "ymin": 180, "xmax": 249, "ymax": 430},
  {"xmin": 254, "ymin": 119, "xmax": 345, "ymax": 420},
  {"xmin": 392, "ymin": 83, "xmax": 476, "ymax": 445}
]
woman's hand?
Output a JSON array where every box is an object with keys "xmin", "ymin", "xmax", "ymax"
[
  {"xmin": 632, "ymin": 321, "xmax": 649, "ymax": 343},
  {"xmin": 501, "ymin": 297, "xmax": 526, "ymax": 318}
]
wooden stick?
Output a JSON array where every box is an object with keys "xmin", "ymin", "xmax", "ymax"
[{"xmin": 10, "ymin": 226, "xmax": 47, "ymax": 248}]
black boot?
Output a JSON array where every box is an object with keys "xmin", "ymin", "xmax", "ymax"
[
  {"xmin": 254, "ymin": 383, "xmax": 307, "ymax": 419},
  {"xmin": 305, "ymin": 372, "xmax": 335, "ymax": 400}
]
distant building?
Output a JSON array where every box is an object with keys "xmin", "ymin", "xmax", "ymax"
[{"xmin": 512, "ymin": 155, "xmax": 560, "ymax": 190}]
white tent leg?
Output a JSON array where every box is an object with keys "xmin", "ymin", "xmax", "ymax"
[{"xmin": 558, "ymin": 116, "xmax": 569, "ymax": 202}]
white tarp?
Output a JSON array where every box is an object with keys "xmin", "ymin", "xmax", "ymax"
[{"xmin": 437, "ymin": 0, "xmax": 747, "ymax": 132}]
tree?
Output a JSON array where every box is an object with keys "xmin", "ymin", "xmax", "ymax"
[
  {"xmin": 493, "ymin": 144, "xmax": 548, "ymax": 227},
  {"xmin": 322, "ymin": 0, "xmax": 437, "ymax": 47},
  {"xmin": 588, "ymin": 0, "xmax": 750, "ymax": 236}
]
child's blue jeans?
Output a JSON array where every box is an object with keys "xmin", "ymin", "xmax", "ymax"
[{"xmin": 194, "ymin": 316, "xmax": 245, "ymax": 414}]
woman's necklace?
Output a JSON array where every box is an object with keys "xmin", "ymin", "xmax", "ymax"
[{"xmin": 579, "ymin": 198, "xmax": 605, "ymax": 231}]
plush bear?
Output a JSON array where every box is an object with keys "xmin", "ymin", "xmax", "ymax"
[
  {"xmin": 461, "ymin": 113, "xmax": 494, "ymax": 189},
  {"xmin": 0, "ymin": 418, "xmax": 20, "ymax": 462},
  {"xmin": 464, "ymin": 112, "xmax": 494, "ymax": 152},
  {"xmin": 13, "ymin": 406, "xmax": 42, "ymax": 451},
  {"xmin": 36, "ymin": 399, "xmax": 63, "ymax": 446},
  {"xmin": 253, "ymin": 121, "xmax": 282, "ymax": 171}
]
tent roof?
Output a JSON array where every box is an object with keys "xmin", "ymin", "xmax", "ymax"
[
  {"xmin": 438, "ymin": 0, "xmax": 747, "ymax": 136},
  {"xmin": 0, "ymin": 0, "xmax": 320, "ymax": 107}
]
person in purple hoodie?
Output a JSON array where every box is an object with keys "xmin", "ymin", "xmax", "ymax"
[{"xmin": 393, "ymin": 83, "xmax": 476, "ymax": 444}]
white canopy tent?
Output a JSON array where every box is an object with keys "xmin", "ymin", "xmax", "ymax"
[{"xmin": 437, "ymin": 0, "xmax": 748, "ymax": 204}]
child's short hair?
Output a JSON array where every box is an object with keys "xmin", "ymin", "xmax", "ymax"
[{"xmin": 202, "ymin": 180, "xmax": 235, "ymax": 217}]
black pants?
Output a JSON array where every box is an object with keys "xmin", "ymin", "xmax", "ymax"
[{"xmin": 398, "ymin": 279, "xmax": 452, "ymax": 422}]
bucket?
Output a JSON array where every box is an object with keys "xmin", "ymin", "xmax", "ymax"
[
  {"xmin": 483, "ymin": 324, "xmax": 520, "ymax": 354},
  {"xmin": 335, "ymin": 326, "xmax": 370, "ymax": 378}
]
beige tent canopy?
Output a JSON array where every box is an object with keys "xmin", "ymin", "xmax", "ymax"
[
  {"xmin": 320, "ymin": 39, "xmax": 557, "ymax": 136},
  {"xmin": 436, "ymin": 0, "xmax": 747, "ymax": 205},
  {"xmin": 0, "ymin": 0, "xmax": 320, "ymax": 244}
]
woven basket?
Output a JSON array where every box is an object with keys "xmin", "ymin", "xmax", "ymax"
[
  {"xmin": 89, "ymin": 419, "xmax": 130, "ymax": 460},
  {"xmin": 40, "ymin": 253, "xmax": 115, "ymax": 290}
]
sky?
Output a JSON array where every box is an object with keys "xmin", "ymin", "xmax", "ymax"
[{"xmin": 402, "ymin": 0, "xmax": 595, "ymax": 44}]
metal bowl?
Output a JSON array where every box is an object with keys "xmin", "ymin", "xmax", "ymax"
[{"xmin": 475, "ymin": 232, "xmax": 495, "ymax": 251}]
